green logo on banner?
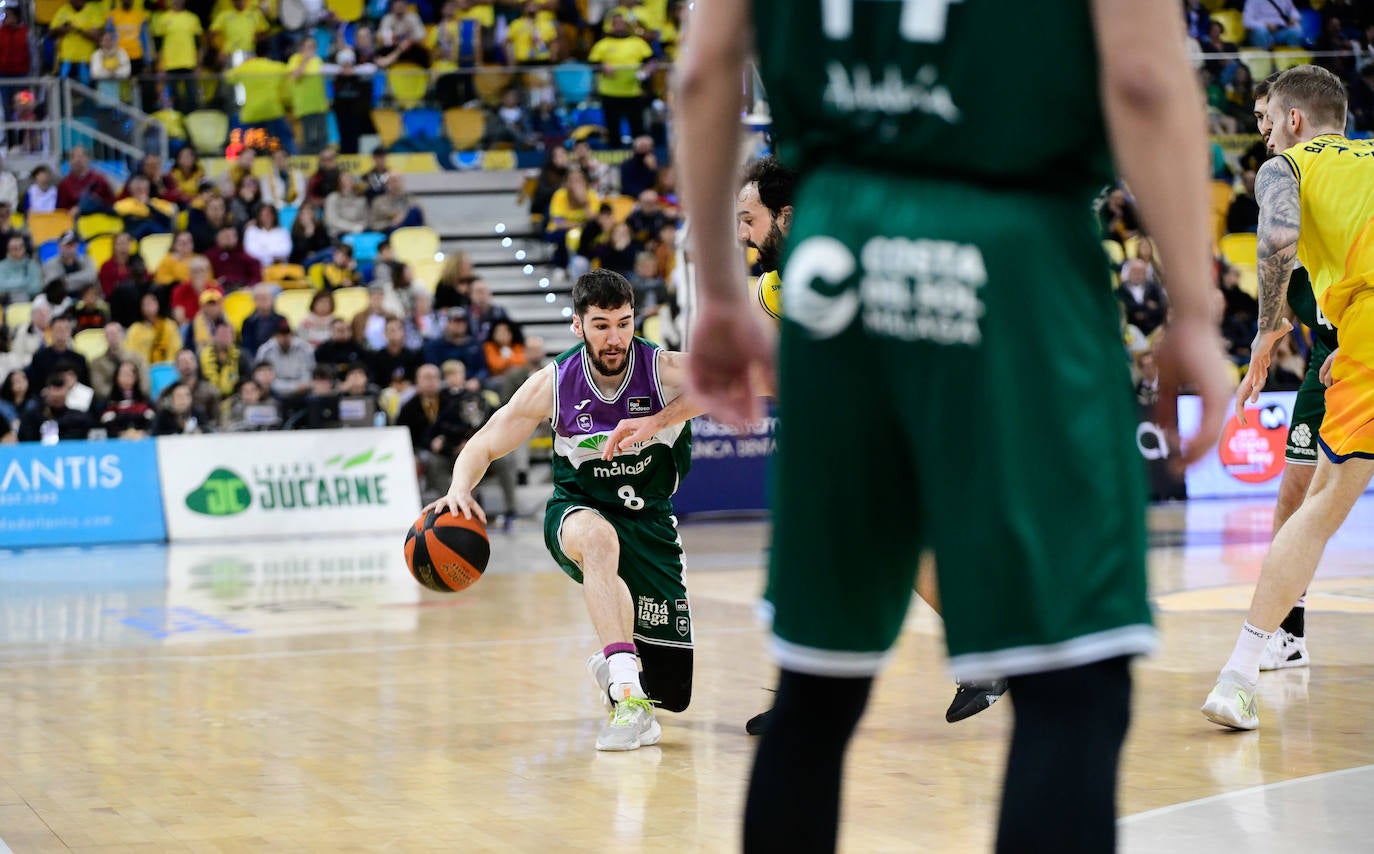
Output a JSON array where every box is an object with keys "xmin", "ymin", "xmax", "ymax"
[{"xmin": 186, "ymin": 468, "xmax": 252, "ymax": 516}]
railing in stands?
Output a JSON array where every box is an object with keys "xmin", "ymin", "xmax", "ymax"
[{"xmin": 60, "ymin": 78, "xmax": 168, "ymax": 170}]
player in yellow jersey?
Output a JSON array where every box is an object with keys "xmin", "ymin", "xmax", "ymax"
[{"xmin": 1203, "ymin": 65, "xmax": 1374, "ymax": 730}]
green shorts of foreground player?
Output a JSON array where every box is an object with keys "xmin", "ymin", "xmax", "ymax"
[{"xmin": 766, "ymin": 167, "xmax": 1156, "ymax": 683}]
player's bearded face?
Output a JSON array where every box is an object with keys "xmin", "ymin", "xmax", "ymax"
[
  {"xmin": 751, "ymin": 220, "xmax": 786, "ymax": 274},
  {"xmin": 589, "ymin": 341, "xmax": 629, "ymax": 377}
]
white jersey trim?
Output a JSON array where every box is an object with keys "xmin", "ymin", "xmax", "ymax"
[{"xmin": 947, "ymin": 624, "xmax": 1157, "ymax": 682}]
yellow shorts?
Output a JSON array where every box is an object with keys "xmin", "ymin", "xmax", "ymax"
[{"xmin": 1319, "ymin": 287, "xmax": 1374, "ymax": 461}]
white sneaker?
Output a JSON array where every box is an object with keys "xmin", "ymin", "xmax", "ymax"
[
  {"xmin": 596, "ymin": 696, "xmax": 661, "ymax": 751},
  {"xmin": 1201, "ymin": 670, "xmax": 1260, "ymax": 731},
  {"xmin": 586, "ymin": 651, "xmax": 611, "ymax": 710},
  {"xmin": 1259, "ymin": 630, "xmax": 1309, "ymax": 671}
]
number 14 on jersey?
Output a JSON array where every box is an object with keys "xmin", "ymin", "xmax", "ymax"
[{"xmin": 821, "ymin": 0, "xmax": 964, "ymax": 42}]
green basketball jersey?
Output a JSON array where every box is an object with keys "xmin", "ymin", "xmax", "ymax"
[
  {"xmin": 752, "ymin": 0, "xmax": 1113, "ymax": 193},
  {"xmin": 1287, "ymin": 265, "xmax": 1338, "ymax": 354},
  {"xmin": 549, "ymin": 338, "xmax": 692, "ymax": 516}
]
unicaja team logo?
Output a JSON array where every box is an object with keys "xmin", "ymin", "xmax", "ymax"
[{"xmin": 185, "ymin": 447, "xmax": 395, "ymax": 516}]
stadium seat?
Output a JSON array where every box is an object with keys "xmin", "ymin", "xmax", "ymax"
[
  {"xmin": 76, "ymin": 212, "xmax": 125, "ymax": 240},
  {"xmin": 1219, "ymin": 232, "xmax": 1258, "ymax": 267},
  {"xmin": 37, "ymin": 240, "xmax": 60, "ymax": 264},
  {"xmin": 1238, "ymin": 266, "xmax": 1259, "ymax": 298},
  {"xmin": 552, "ymin": 63, "xmax": 594, "ymax": 105},
  {"xmin": 326, "ymin": 0, "xmax": 365, "ymax": 22},
  {"xmin": 28, "ymin": 211, "xmax": 75, "ymax": 248},
  {"xmin": 222, "ymin": 289, "xmax": 255, "ymax": 332},
  {"xmin": 72, "ymin": 327, "xmax": 109, "ymax": 362},
  {"xmin": 275, "ymin": 289, "xmax": 314, "ymax": 329},
  {"xmin": 342, "ymin": 231, "xmax": 386, "ymax": 266},
  {"xmin": 403, "ymin": 108, "xmax": 444, "ymax": 140},
  {"xmin": 185, "ymin": 110, "xmax": 231, "ymax": 156},
  {"xmin": 1212, "ymin": 9, "xmax": 1243, "ymax": 44},
  {"xmin": 608, "ymin": 195, "xmax": 636, "ymax": 222},
  {"xmin": 410, "ymin": 258, "xmax": 442, "ymax": 292},
  {"xmin": 641, "ymin": 314, "xmax": 664, "ymax": 346},
  {"xmin": 483, "ymin": 150, "xmax": 516, "ymax": 171},
  {"xmin": 388, "ymin": 64, "xmax": 430, "ymax": 110},
  {"xmin": 5, "ymin": 301, "xmax": 31, "ymax": 331},
  {"xmin": 138, "ymin": 232, "xmax": 173, "ymax": 272},
  {"xmin": 279, "ymin": 205, "xmax": 299, "ymax": 231},
  {"xmin": 149, "ymin": 361, "xmax": 179, "ymax": 398},
  {"xmin": 85, "ymin": 234, "xmax": 115, "ymax": 270},
  {"xmin": 474, "ymin": 71, "xmax": 514, "ymax": 107},
  {"xmin": 1238, "ymin": 50, "xmax": 1274, "ymax": 80},
  {"xmin": 371, "ymin": 109, "xmax": 403, "ymax": 147},
  {"xmin": 1272, "ymin": 47, "xmax": 1312, "ymax": 71},
  {"xmin": 390, "ymin": 226, "xmax": 440, "ymax": 267},
  {"xmin": 332, "ymin": 286, "xmax": 370, "ymax": 323},
  {"xmin": 443, "ymin": 107, "xmax": 485, "ymax": 150}
]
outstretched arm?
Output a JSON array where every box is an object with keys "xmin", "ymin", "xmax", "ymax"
[
  {"xmin": 1235, "ymin": 155, "xmax": 1300, "ymax": 420},
  {"xmin": 425, "ymin": 364, "xmax": 555, "ymax": 521}
]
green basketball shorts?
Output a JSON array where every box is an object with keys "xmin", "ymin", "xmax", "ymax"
[
  {"xmin": 1285, "ymin": 339, "xmax": 1331, "ymax": 466},
  {"xmin": 544, "ymin": 495, "xmax": 693, "ymax": 650},
  {"xmin": 766, "ymin": 168, "xmax": 1155, "ymax": 682}
]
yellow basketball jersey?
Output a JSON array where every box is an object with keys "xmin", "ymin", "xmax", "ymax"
[
  {"xmin": 1279, "ymin": 134, "xmax": 1374, "ymax": 322},
  {"xmin": 757, "ymin": 270, "xmax": 782, "ymax": 322}
]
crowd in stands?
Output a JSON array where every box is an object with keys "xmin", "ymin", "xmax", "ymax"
[
  {"xmin": 0, "ymin": 141, "xmax": 548, "ymax": 520},
  {"xmin": 0, "ymin": 0, "xmax": 686, "ymax": 156}
]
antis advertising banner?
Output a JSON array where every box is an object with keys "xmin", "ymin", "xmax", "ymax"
[{"xmin": 673, "ymin": 414, "xmax": 776, "ymax": 516}]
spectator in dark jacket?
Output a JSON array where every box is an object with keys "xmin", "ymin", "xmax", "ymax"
[
  {"xmin": 239, "ymin": 283, "xmax": 287, "ymax": 360},
  {"xmin": 1117, "ymin": 258, "xmax": 1167, "ymax": 337}
]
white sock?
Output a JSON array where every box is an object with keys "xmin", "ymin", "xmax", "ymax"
[
  {"xmin": 607, "ymin": 651, "xmax": 645, "ymax": 701},
  {"xmin": 1223, "ymin": 623, "xmax": 1272, "ymax": 685}
]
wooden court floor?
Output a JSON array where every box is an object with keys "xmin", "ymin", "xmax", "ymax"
[{"xmin": 1, "ymin": 497, "xmax": 1372, "ymax": 852}]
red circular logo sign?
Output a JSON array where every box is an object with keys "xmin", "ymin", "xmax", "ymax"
[{"xmin": 1218, "ymin": 404, "xmax": 1289, "ymax": 483}]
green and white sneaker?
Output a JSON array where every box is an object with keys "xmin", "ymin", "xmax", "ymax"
[
  {"xmin": 596, "ymin": 696, "xmax": 661, "ymax": 752},
  {"xmin": 1201, "ymin": 670, "xmax": 1260, "ymax": 731}
]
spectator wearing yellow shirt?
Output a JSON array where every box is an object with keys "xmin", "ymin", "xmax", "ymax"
[
  {"xmin": 587, "ymin": 13, "xmax": 655, "ymax": 143},
  {"xmin": 286, "ymin": 36, "xmax": 330, "ymax": 154},
  {"xmin": 506, "ymin": 2, "xmax": 558, "ymax": 65},
  {"xmin": 223, "ymin": 53, "xmax": 294, "ymax": 153},
  {"xmin": 109, "ymin": 0, "xmax": 156, "ymax": 109},
  {"xmin": 544, "ymin": 167, "xmax": 599, "ymax": 268},
  {"xmin": 51, "ymin": 0, "xmax": 107, "ymax": 82},
  {"xmin": 210, "ymin": 0, "xmax": 269, "ymax": 68},
  {"xmin": 153, "ymin": 0, "xmax": 204, "ymax": 112}
]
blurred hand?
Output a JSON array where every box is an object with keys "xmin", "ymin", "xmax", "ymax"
[
  {"xmin": 1154, "ymin": 317, "xmax": 1235, "ymax": 471},
  {"xmin": 687, "ymin": 303, "xmax": 773, "ymax": 430},
  {"xmin": 1235, "ymin": 321, "xmax": 1292, "ymax": 424}
]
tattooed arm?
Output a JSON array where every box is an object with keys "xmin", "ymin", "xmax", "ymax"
[{"xmin": 1236, "ymin": 156, "xmax": 1301, "ymax": 419}]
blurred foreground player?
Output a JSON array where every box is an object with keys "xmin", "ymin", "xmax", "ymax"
[{"xmin": 677, "ymin": 0, "xmax": 1231, "ymax": 850}]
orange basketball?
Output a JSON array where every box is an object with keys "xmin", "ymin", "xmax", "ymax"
[{"xmin": 404, "ymin": 508, "xmax": 491, "ymax": 592}]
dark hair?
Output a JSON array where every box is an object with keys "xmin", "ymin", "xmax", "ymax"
[
  {"xmin": 1254, "ymin": 70, "xmax": 1283, "ymax": 101},
  {"xmin": 741, "ymin": 155, "xmax": 798, "ymax": 219},
  {"xmin": 113, "ymin": 359, "xmax": 148, "ymax": 403},
  {"xmin": 310, "ymin": 290, "xmax": 334, "ymax": 311},
  {"xmin": 312, "ymin": 364, "xmax": 336, "ymax": 382},
  {"xmin": 1, "ymin": 369, "xmax": 30, "ymax": 403},
  {"xmin": 335, "ymin": 243, "xmax": 353, "ymax": 258},
  {"xmin": 1270, "ymin": 65, "xmax": 1348, "ymax": 130},
  {"xmin": 572, "ymin": 268, "xmax": 634, "ymax": 316},
  {"xmin": 488, "ymin": 318, "xmax": 525, "ymax": 346}
]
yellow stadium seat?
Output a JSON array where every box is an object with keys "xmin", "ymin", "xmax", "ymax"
[
  {"xmin": 222, "ymin": 288, "xmax": 256, "ymax": 332},
  {"xmin": 185, "ymin": 110, "xmax": 231, "ymax": 156},
  {"xmin": 332, "ymin": 286, "xmax": 370, "ymax": 323},
  {"xmin": 274, "ymin": 289, "xmax": 315, "ymax": 329},
  {"xmin": 1213, "ymin": 9, "xmax": 1244, "ymax": 44},
  {"xmin": 371, "ymin": 109, "xmax": 403, "ymax": 147},
  {"xmin": 1102, "ymin": 240, "xmax": 1125, "ymax": 267},
  {"xmin": 9, "ymin": 212, "xmax": 22, "ymax": 228},
  {"xmin": 641, "ymin": 314, "xmax": 664, "ymax": 346},
  {"xmin": 474, "ymin": 71, "xmax": 514, "ymax": 107},
  {"xmin": 483, "ymin": 150, "xmax": 516, "ymax": 171},
  {"xmin": 1238, "ymin": 266, "xmax": 1259, "ymax": 298},
  {"xmin": 72, "ymin": 327, "xmax": 109, "ymax": 362},
  {"xmin": 76, "ymin": 212, "xmax": 125, "ymax": 240},
  {"xmin": 1273, "ymin": 47, "xmax": 1313, "ymax": 71},
  {"xmin": 1238, "ymin": 50, "xmax": 1275, "ymax": 80},
  {"xmin": 390, "ymin": 226, "xmax": 440, "ymax": 267},
  {"xmin": 28, "ymin": 211, "xmax": 75, "ymax": 248},
  {"xmin": 410, "ymin": 259, "xmax": 442, "ymax": 293},
  {"xmin": 138, "ymin": 232, "xmax": 173, "ymax": 272},
  {"xmin": 1219, "ymin": 232, "xmax": 1258, "ymax": 267},
  {"xmin": 443, "ymin": 107, "xmax": 485, "ymax": 150},
  {"xmin": 5, "ymin": 301, "xmax": 31, "ymax": 331},
  {"xmin": 608, "ymin": 195, "xmax": 636, "ymax": 222},
  {"xmin": 86, "ymin": 234, "xmax": 115, "ymax": 270},
  {"xmin": 326, "ymin": 0, "xmax": 364, "ymax": 21},
  {"xmin": 387, "ymin": 64, "xmax": 430, "ymax": 110}
]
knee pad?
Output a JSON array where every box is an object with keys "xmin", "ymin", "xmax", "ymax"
[{"xmin": 638, "ymin": 642, "xmax": 693, "ymax": 713}]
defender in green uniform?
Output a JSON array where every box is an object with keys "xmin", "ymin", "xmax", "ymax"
[
  {"xmin": 677, "ymin": 0, "xmax": 1231, "ymax": 851},
  {"xmin": 427, "ymin": 270, "xmax": 700, "ymax": 753}
]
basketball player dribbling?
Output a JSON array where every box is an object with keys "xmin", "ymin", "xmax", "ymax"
[
  {"xmin": 676, "ymin": 0, "xmax": 1232, "ymax": 850},
  {"xmin": 1202, "ymin": 65, "xmax": 1374, "ymax": 731},
  {"xmin": 426, "ymin": 270, "xmax": 700, "ymax": 752}
]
